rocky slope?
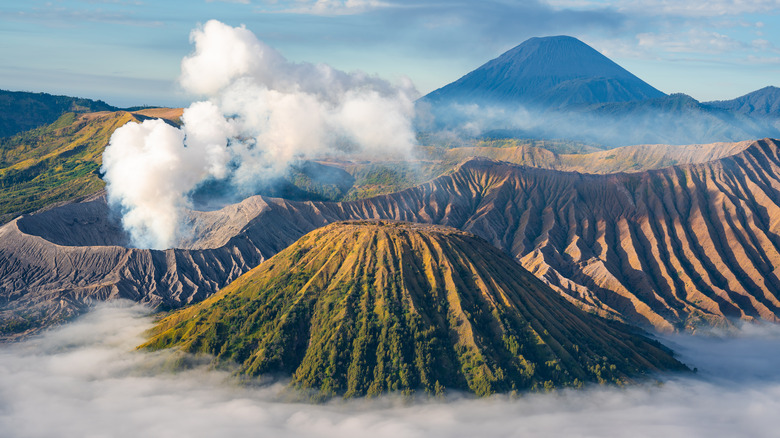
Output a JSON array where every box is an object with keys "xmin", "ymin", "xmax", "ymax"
[
  {"xmin": 4, "ymin": 139, "xmax": 780, "ymax": 336},
  {"xmin": 142, "ymin": 221, "xmax": 686, "ymax": 398},
  {"xmin": 440, "ymin": 140, "xmax": 753, "ymax": 174},
  {"xmin": 0, "ymin": 194, "xmax": 298, "ymax": 338}
]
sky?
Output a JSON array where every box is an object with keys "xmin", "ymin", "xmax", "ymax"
[
  {"xmin": 2, "ymin": 303, "xmax": 780, "ymax": 437},
  {"xmin": 0, "ymin": 0, "xmax": 778, "ymax": 107}
]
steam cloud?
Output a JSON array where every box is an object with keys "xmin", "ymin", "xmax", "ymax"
[
  {"xmin": 2, "ymin": 304, "xmax": 780, "ymax": 437},
  {"xmin": 102, "ymin": 20, "xmax": 417, "ymax": 249}
]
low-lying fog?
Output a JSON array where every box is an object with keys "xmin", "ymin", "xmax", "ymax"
[{"xmin": 1, "ymin": 303, "xmax": 778, "ymax": 438}]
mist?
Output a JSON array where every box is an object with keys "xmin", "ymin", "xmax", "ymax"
[
  {"xmin": 2, "ymin": 304, "xmax": 779, "ymax": 438},
  {"xmin": 419, "ymin": 96, "xmax": 780, "ymax": 149},
  {"xmin": 101, "ymin": 20, "xmax": 418, "ymax": 249}
]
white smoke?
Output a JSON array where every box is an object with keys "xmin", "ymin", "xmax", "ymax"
[{"xmin": 101, "ymin": 20, "xmax": 418, "ymax": 249}]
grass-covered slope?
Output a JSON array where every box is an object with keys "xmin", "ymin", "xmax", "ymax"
[
  {"xmin": 0, "ymin": 109, "xmax": 182, "ymax": 224},
  {"xmin": 142, "ymin": 221, "xmax": 686, "ymax": 398},
  {"xmin": 0, "ymin": 89, "xmax": 118, "ymax": 138}
]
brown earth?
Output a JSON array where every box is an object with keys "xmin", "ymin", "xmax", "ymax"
[
  {"xmin": 3, "ymin": 138, "xmax": 780, "ymax": 337},
  {"xmin": 439, "ymin": 140, "xmax": 753, "ymax": 174}
]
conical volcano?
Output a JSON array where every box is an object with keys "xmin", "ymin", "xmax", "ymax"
[
  {"xmin": 142, "ymin": 221, "xmax": 686, "ymax": 397},
  {"xmin": 424, "ymin": 35, "xmax": 665, "ymax": 108}
]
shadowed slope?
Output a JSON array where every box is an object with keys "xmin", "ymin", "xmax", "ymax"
[
  {"xmin": 707, "ymin": 86, "xmax": 780, "ymax": 118},
  {"xmin": 6, "ymin": 139, "xmax": 780, "ymax": 335},
  {"xmin": 142, "ymin": 221, "xmax": 686, "ymax": 398},
  {"xmin": 0, "ymin": 89, "xmax": 118, "ymax": 138},
  {"xmin": 424, "ymin": 36, "xmax": 664, "ymax": 108}
]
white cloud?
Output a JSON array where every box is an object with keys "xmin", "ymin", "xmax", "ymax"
[
  {"xmin": 637, "ymin": 28, "xmax": 745, "ymax": 54},
  {"xmin": 258, "ymin": 0, "xmax": 390, "ymax": 15},
  {"xmin": 102, "ymin": 20, "xmax": 417, "ymax": 249},
  {"xmin": 2, "ymin": 304, "xmax": 780, "ymax": 438},
  {"xmin": 545, "ymin": 0, "xmax": 780, "ymax": 17}
]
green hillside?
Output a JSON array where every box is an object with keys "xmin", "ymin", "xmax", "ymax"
[
  {"xmin": 142, "ymin": 221, "xmax": 687, "ymax": 399},
  {"xmin": 0, "ymin": 109, "xmax": 183, "ymax": 224},
  {"xmin": 0, "ymin": 89, "xmax": 118, "ymax": 138}
]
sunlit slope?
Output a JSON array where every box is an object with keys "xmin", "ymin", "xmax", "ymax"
[
  {"xmin": 142, "ymin": 221, "xmax": 685, "ymax": 397},
  {"xmin": 180, "ymin": 138, "xmax": 780, "ymax": 331},
  {"xmin": 440, "ymin": 139, "xmax": 753, "ymax": 174},
  {"xmin": 7, "ymin": 139, "xmax": 780, "ymax": 337},
  {"xmin": 0, "ymin": 109, "xmax": 182, "ymax": 224}
]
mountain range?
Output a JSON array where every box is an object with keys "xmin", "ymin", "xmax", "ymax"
[
  {"xmin": 4, "ymin": 139, "xmax": 780, "ymax": 338},
  {"xmin": 2, "ymin": 35, "xmax": 780, "ymax": 397},
  {"xmin": 707, "ymin": 86, "xmax": 780, "ymax": 118},
  {"xmin": 421, "ymin": 36, "xmax": 780, "ymax": 147}
]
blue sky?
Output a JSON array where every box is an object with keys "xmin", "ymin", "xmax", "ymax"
[{"xmin": 1, "ymin": 0, "xmax": 778, "ymax": 107}]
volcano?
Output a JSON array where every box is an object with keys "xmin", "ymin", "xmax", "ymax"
[
  {"xmin": 423, "ymin": 35, "xmax": 665, "ymax": 109},
  {"xmin": 142, "ymin": 221, "xmax": 686, "ymax": 398}
]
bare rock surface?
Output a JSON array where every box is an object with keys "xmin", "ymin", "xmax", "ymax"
[
  {"xmin": 4, "ymin": 138, "xmax": 780, "ymax": 338},
  {"xmin": 443, "ymin": 140, "xmax": 754, "ymax": 174}
]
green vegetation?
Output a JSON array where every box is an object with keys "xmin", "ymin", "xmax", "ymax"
[
  {"xmin": 142, "ymin": 221, "xmax": 687, "ymax": 399},
  {"xmin": 286, "ymin": 161, "xmax": 355, "ymax": 201},
  {"xmin": 415, "ymin": 134, "xmax": 602, "ymax": 155},
  {"xmin": 0, "ymin": 109, "xmax": 184, "ymax": 224},
  {"xmin": 341, "ymin": 163, "xmax": 438, "ymax": 201},
  {"xmin": 0, "ymin": 112, "xmax": 130, "ymax": 223},
  {"xmin": 0, "ymin": 89, "xmax": 118, "ymax": 138},
  {"xmin": 473, "ymin": 138, "xmax": 602, "ymax": 154}
]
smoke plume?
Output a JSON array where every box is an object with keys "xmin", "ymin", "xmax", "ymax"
[{"xmin": 101, "ymin": 20, "xmax": 417, "ymax": 249}]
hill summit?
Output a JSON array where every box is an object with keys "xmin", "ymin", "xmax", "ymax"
[
  {"xmin": 423, "ymin": 35, "xmax": 665, "ymax": 109},
  {"xmin": 707, "ymin": 86, "xmax": 780, "ymax": 117},
  {"xmin": 141, "ymin": 221, "xmax": 686, "ymax": 398}
]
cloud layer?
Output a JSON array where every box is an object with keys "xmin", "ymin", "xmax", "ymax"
[
  {"xmin": 101, "ymin": 20, "xmax": 417, "ymax": 249},
  {"xmin": 2, "ymin": 304, "xmax": 780, "ymax": 438}
]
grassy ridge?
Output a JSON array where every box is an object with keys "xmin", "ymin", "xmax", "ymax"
[
  {"xmin": 0, "ymin": 89, "xmax": 118, "ymax": 138},
  {"xmin": 0, "ymin": 112, "xmax": 127, "ymax": 223},
  {"xmin": 142, "ymin": 221, "xmax": 687, "ymax": 399},
  {"xmin": 0, "ymin": 110, "xmax": 184, "ymax": 224}
]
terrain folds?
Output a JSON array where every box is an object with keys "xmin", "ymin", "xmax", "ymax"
[
  {"xmin": 3, "ymin": 138, "xmax": 780, "ymax": 337},
  {"xmin": 142, "ymin": 221, "xmax": 686, "ymax": 398}
]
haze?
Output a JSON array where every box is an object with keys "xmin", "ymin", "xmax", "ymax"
[{"xmin": 0, "ymin": 304, "xmax": 778, "ymax": 438}]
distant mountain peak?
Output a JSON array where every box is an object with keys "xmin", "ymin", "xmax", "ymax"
[
  {"xmin": 706, "ymin": 86, "xmax": 780, "ymax": 117},
  {"xmin": 423, "ymin": 35, "xmax": 665, "ymax": 109}
]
